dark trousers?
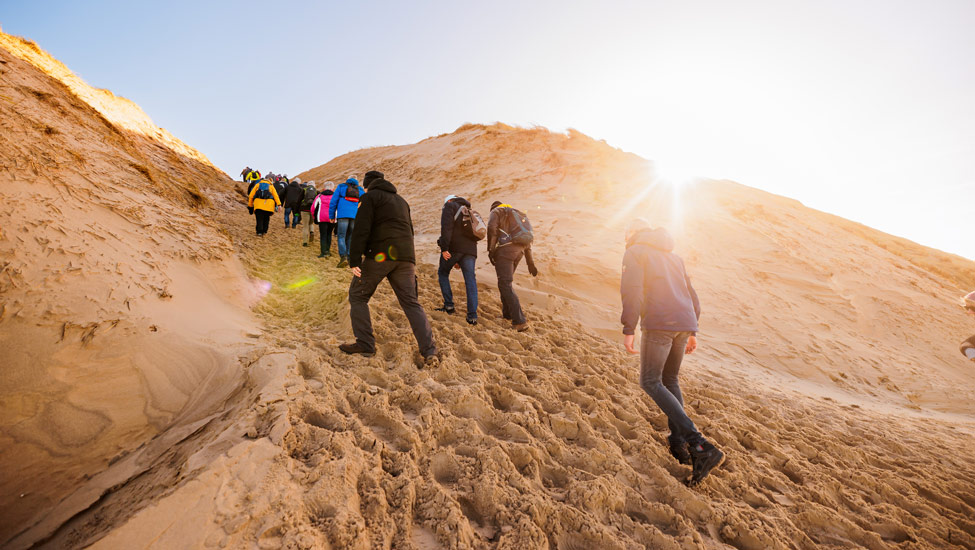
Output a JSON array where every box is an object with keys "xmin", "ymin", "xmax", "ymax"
[
  {"xmin": 438, "ymin": 253, "xmax": 478, "ymax": 318},
  {"xmin": 639, "ymin": 330, "xmax": 703, "ymax": 446},
  {"xmin": 319, "ymin": 222, "xmax": 336, "ymax": 255},
  {"xmin": 494, "ymin": 245, "xmax": 526, "ymax": 325},
  {"xmin": 349, "ymin": 259, "xmax": 437, "ymax": 357},
  {"xmin": 255, "ymin": 210, "xmax": 272, "ymax": 235}
]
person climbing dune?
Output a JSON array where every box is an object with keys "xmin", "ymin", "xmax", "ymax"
[
  {"xmin": 620, "ymin": 217, "xmax": 723, "ymax": 487},
  {"xmin": 959, "ymin": 291, "xmax": 975, "ymax": 361},
  {"xmin": 247, "ymin": 179, "xmax": 280, "ymax": 237},
  {"xmin": 311, "ymin": 182, "xmax": 336, "ymax": 258},
  {"xmin": 487, "ymin": 201, "xmax": 537, "ymax": 331},
  {"xmin": 330, "ymin": 175, "xmax": 364, "ymax": 267},
  {"xmin": 436, "ymin": 194, "xmax": 483, "ymax": 325}
]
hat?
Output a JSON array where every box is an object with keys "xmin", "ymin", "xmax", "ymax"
[
  {"xmin": 363, "ymin": 170, "xmax": 385, "ymax": 189},
  {"xmin": 444, "ymin": 194, "xmax": 458, "ymax": 204},
  {"xmin": 490, "ymin": 201, "xmax": 504, "ymax": 210}
]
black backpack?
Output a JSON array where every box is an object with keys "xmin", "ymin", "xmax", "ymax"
[
  {"xmin": 255, "ymin": 182, "xmax": 272, "ymax": 200},
  {"xmin": 344, "ymin": 184, "xmax": 360, "ymax": 202},
  {"xmin": 301, "ymin": 185, "xmax": 317, "ymax": 209},
  {"xmin": 501, "ymin": 207, "xmax": 533, "ymax": 246}
]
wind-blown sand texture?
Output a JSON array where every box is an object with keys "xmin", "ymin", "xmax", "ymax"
[{"xmin": 3, "ymin": 32, "xmax": 975, "ymax": 549}]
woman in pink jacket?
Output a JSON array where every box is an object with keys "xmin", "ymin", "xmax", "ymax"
[{"xmin": 311, "ymin": 182, "xmax": 337, "ymax": 258}]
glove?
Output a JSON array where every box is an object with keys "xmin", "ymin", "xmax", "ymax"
[
  {"xmin": 529, "ymin": 265, "xmax": 538, "ymax": 277},
  {"xmin": 248, "ymin": 207, "xmax": 254, "ymax": 215}
]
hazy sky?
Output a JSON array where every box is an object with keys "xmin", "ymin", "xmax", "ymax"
[{"xmin": 3, "ymin": 0, "xmax": 973, "ymax": 259}]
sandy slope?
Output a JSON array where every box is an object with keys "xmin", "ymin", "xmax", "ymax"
[{"xmin": 3, "ymin": 30, "xmax": 975, "ymax": 549}]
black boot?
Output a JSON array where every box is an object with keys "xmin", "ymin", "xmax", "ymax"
[
  {"xmin": 688, "ymin": 441, "xmax": 724, "ymax": 487},
  {"xmin": 339, "ymin": 342, "xmax": 375, "ymax": 357},
  {"xmin": 668, "ymin": 435, "xmax": 692, "ymax": 465}
]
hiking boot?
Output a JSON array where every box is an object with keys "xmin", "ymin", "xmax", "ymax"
[
  {"xmin": 421, "ymin": 354, "xmax": 440, "ymax": 368},
  {"xmin": 668, "ymin": 435, "xmax": 692, "ymax": 465},
  {"xmin": 466, "ymin": 316, "xmax": 478, "ymax": 326},
  {"xmin": 303, "ymin": 242, "xmax": 309, "ymax": 247},
  {"xmin": 688, "ymin": 442, "xmax": 725, "ymax": 487},
  {"xmin": 339, "ymin": 342, "xmax": 375, "ymax": 357},
  {"xmin": 337, "ymin": 257, "xmax": 348, "ymax": 268},
  {"xmin": 435, "ymin": 306, "xmax": 456, "ymax": 315},
  {"xmin": 317, "ymin": 253, "xmax": 326, "ymax": 258},
  {"xmin": 513, "ymin": 322, "xmax": 530, "ymax": 332}
]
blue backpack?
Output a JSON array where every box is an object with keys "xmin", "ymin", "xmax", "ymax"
[
  {"xmin": 256, "ymin": 181, "xmax": 272, "ymax": 200},
  {"xmin": 500, "ymin": 207, "xmax": 534, "ymax": 246}
]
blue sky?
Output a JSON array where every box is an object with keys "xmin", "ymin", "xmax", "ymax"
[{"xmin": 3, "ymin": 0, "xmax": 974, "ymax": 260}]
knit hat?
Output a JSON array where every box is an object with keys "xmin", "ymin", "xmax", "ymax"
[
  {"xmin": 363, "ymin": 170, "xmax": 385, "ymax": 189},
  {"xmin": 490, "ymin": 201, "xmax": 504, "ymax": 210},
  {"xmin": 444, "ymin": 194, "xmax": 458, "ymax": 204}
]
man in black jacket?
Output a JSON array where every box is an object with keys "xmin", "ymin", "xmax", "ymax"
[
  {"xmin": 340, "ymin": 171, "xmax": 438, "ymax": 363},
  {"xmin": 620, "ymin": 217, "xmax": 723, "ymax": 487},
  {"xmin": 487, "ymin": 201, "xmax": 537, "ymax": 331},
  {"xmin": 436, "ymin": 195, "xmax": 479, "ymax": 325},
  {"xmin": 283, "ymin": 179, "xmax": 303, "ymax": 228}
]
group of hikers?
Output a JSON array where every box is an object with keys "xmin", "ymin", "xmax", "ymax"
[{"xmin": 237, "ymin": 167, "xmax": 777, "ymax": 487}]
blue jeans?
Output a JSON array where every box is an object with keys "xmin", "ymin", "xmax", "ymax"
[
  {"xmin": 283, "ymin": 208, "xmax": 299, "ymax": 227},
  {"xmin": 438, "ymin": 253, "xmax": 478, "ymax": 319},
  {"xmin": 336, "ymin": 218, "xmax": 355, "ymax": 257},
  {"xmin": 639, "ymin": 330, "xmax": 704, "ymax": 446}
]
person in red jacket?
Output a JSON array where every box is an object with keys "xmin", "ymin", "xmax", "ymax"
[{"xmin": 620, "ymin": 217, "xmax": 723, "ymax": 486}]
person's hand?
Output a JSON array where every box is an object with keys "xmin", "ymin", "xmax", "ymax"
[
  {"xmin": 488, "ymin": 252, "xmax": 496, "ymax": 266},
  {"xmin": 442, "ymin": 251, "xmax": 451, "ymax": 260},
  {"xmin": 624, "ymin": 334, "xmax": 639, "ymax": 354},
  {"xmin": 685, "ymin": 335, "xmax": 698, "ymax": 354},
  {"xmin": 528, "ymin": 265, "xmax": 538, "ymax": 277},
  {"xmin": 350, "ymin": 266, "xmax": 361, "ymax": 278}
]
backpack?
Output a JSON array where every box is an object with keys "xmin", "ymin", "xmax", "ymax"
[
  {"xmin": 454, "ymin": 204, "xmax": 487, "ymax": 241},
  {"xmin": 255, "ymin": 181, "xmax": 272, "ymax": 200},
  {"xmin": 301, "ymin": 184, "xmax": 317, "ymax": 209},
  {"xmin": 344, "ymin": 184, "xmax": 360, "ymax": 202},
  {"xmin": 500, "ymin": 207, "xmax": 533, "ymax": 246}
]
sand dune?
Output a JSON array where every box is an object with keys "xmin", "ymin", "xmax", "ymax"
[{"xmin": 2, "ymin": 32, "xmax": 975, "ymax": 550}]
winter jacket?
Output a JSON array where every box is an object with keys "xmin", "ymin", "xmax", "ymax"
[
  {"xmin": 311, "ymin": 191, "xmax": 334, "ymax": 223},
  {"xmin": 439, "ymin": 197, "xmax": 478, "ymax": 257},
  {"xmin": 329, "ymin": 178, "xmax": 363, "ymax": 220},
  {"xmin": 620, "ymin": 227, "xmax": 700, "ymax": 335},
  {"xmin": 487, "ymin": 205, "xmax": 535, "ymax": 271},
  {"xmin": 273, "ymin": 181, "xmax": 287, "ymax": 204},
  {"xmin": 247, "ymin": 182, "xmax": 281, "ymax": 213},
  {"xmin": 284, "ymin": 181, "xmax": 304, "ymax": 210},
  {"xmin": 348, "ymin": 178, "xmax": 415, "ymax": 267}
]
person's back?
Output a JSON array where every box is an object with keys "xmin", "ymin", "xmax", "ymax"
[
  {"xmin": 285, "ymin": 181, "xmax": 303, "ymax": 209},
  {"xmin": 436, "ymin": 196, "xmax": 480, "ymax": 324},
  {"xmin": 487, "ymin": 202, "xmax": 538, "ymax": 331},
  {"xmin": 331, "ymin": 176, "xmax": 363, "ymax": 266},
  {"xmin": 349, "ymin": 179, "xmax": 415, "ymax": 263},
  {"xmin": 621, "ymin": 227, "xmax": 700, "ymax": 333}
]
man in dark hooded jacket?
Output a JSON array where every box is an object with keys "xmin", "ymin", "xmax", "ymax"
[
  {"xmin": 620, "ymin": 217, "xmax": 723, "ymax": 487},
  {"xmin": 340, "ymin": 171, "xmax": 438, "ymax": 364},
  {"xmin": 436, "ymin": 195, "xmax": 479, "ymax": 325},
  {"xmin": 487, "ymin": 201, "xmax": 537, "ymax": 331},
  {"xmin": 283, "ymin": 179, "xmax": 303, "ymax": 228}
]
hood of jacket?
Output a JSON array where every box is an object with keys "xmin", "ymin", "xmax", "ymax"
[
  {"xmin": 627, "ymin": 227, "xmax": 674, "ymax": 252},
  {"xmin": 449, "ymin": 197, "xmax": 471, "ymax": 208},
  {"xmin": 368, "ymin": 179, "xmax": 397, "ymax": 194}
]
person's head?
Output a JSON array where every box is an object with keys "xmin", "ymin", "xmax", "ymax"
[
  {"xmin": 346, "ymin": 177, "xmax": 358, "ymax": 186},
  {"xmin": 490, "ymin": 201, "xmax": 504, "ymax": 210},
  {"xmin": 444, "ymin": 194, "xmax": 458, "ymax": 204},
  {"xmin": 962, "ymin": 291, "xmax": 975, "ymax": 316},
  {"xmin": 363, "ymin": 170, "xmax": 384, "ymax": 189},
  {"xmin": 625, "ymin": 218, "xmax": 651, "ymax": 241},
  {"xmin": 323, "ymin": 181, "xmax": 334, "ymax": 191}
]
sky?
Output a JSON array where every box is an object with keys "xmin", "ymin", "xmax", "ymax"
[{"xmin": 3, "ymin": 0, "xmax": 974, "ymax": 259}]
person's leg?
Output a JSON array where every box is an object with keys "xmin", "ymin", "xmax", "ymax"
[
  {"xmin": 284, "ymin": 207, "xmax": 292, "ymax": 228},
  {"xmin": 254, "ymin": 210, "xmax": 262, "ymax": 235},
  {"xmin": 318, "ymin": 223, "xmax": 328, "ymax": 255},
  {"xmin": 437, "ymin": 254, "xmax": 460, "ymax": 311},
  {"xmin": 496, "ymin": 246, "xmax": 526, "ymax": 325},
  {"xmin": 345, "ymin": 219, "xmax": 355, "ymax": 253},
  {"xmin": 459, "ymin": 254, "xmax": 478, "ymax": 321},
  {"xmin": 292, "ymin": 210, "xmax": 301, "ymax": 227},
  {"xmin": 387, "ymin": 261, "xmax": 437, "ymax": 358},
  {"xmin": 348, "ymin": 259, "xmax": 390, "ymax": 352},
  {"xmin": 324, "ymin": 222, "xmax": 334, "ymax": 254},
  {"xmin": 336, "ymin": 219, "xmax": 350, "ymax": 257},
  {"xmin": 259, "ymin": 211, "xmax": 271, "ymax": 235},
  {"xmin": 639, "ymin": 330, "xmax": 703, "ymax": 446}
]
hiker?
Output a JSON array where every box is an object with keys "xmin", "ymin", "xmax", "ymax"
[
  {"xmin": 960, "ymin": 291, "xmax": 975, "ymax": 361},
  {"xmin": 340, "ymin": 171, "xmax": 438, "ymax": 364},
  {"xmin": 283, "ymin": 177, "xmax": 303, "ymax": 229},
  {"xmin": 620, "ymin": 217, "xmax": 723, "ymax": 486},
  {"xmin": 329, "ymin": 175, "xmax": 364, "ymax": 267},
  {"xmin": 245, "ymin": 168, "xmax": 261, "ymax": 185},
  {"xmin": 487, "ymin": 201, "xmax": 538, "ymax": 331},
  {"xmin": 311, "ymin": 182, "xmax": 337, "ymax": 258},
  {"xmin": 299, "ymin": 180, "xmax": 319, "ymax": 246},
  {"xmin": 240, "ymin": 167, "xmax": 250, "ymax": 181},
  {"xmin": 437, "ymin": 195, "xmax": 484, "ymax": 325},
  {"xmin": 247, "ymin": 179, "xmax": 280, "ymax": 237}
]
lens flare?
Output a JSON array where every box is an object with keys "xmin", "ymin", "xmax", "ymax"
[
  {"xmin": 287, "ymin": 276, "xmax": 317, "ymax": 290},
  {"xmin": 375, "ymin": 252, "xmax": 387, "ymax": 262}
]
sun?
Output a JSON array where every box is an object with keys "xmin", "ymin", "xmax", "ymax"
[{"xmin": 651, "ymin": 156, "xmax": 702, "ymax": 188}]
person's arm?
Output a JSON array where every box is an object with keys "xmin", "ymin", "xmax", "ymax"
[
  {"xmin": 524, "ymin": 246, "xmax": 538, "ymax": 277},
  {"xmin": 312, "ymin": 195, "xmax": 321, "ymax": 220},
  {"xmin": 247, "ymin": 184, "xmax": 258, "ymax": 207},
  {"xmin": 684, "ymin": 263, "xmax": 701, "ymax": 322},
  {"xmin": 440, "ymin": 203, "xmax": 454, "ymax": 258},
  {"xmin": 347, "ymin": 195, "xmax": 374, "ymax": 269},
  {"xmin": 487, "ymin": 210, "xmax": 500, "ymax": 263},
  {"xmin": 271, "ymin": 186, "xmax": 281, "ymax": 207}
]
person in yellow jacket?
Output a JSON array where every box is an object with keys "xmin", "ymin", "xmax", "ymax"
[{"xmin": 248, "ymin": 179, "xmax": 281, "ymax": 236}]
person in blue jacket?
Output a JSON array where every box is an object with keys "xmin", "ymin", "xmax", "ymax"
[
  {"xmin": 620, "ymin": 217, "xmax": 723, "ymax": 487},
  {"xmin": 329, "ymin": 175, "xmax": 364, "ymax": 267}
]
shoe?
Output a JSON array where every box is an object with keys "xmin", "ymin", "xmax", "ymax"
[
  {"xmin": 466, "ymin": 316, "xmax": 478, "ymax": 326},
  {"xmin": 435, "ymin": 306, "xmax": 456, "ymax": 315},
  {"xmin": 318, "ymin": 253, "xmax": 326, "ymax": 258},
  {"xmin": 285, "ymin": 225, "xmax": 290, "ymax": 229},
  {"xmin": 421, "ymin": 354, "xmax": 440, "ymax": 368},
  {"xmin": 513, "ymin": 322, "xmax": 529, "ymax": 332},
  {"xmin": 339, "ymin": 342, "xmax": 375, "ymax": 357},
  {"xmin": 688, "ymin": 442, "xmax": 725, "ymax": 487},
  {"xmin": 668, "ymin": 435, "xmax": 692, "ymax": 465},
  {"xmin": 337, "ymin": 257, "xmax": 348, "ymax": 268},
  {"xmin": 303, "ymin": 242, "xmax": 309, "ymax": 247}
]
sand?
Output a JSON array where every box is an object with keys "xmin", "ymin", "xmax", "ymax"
[{"xmin": 2, "ymin": 32, "xmax": 975, "ymax": 550}]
